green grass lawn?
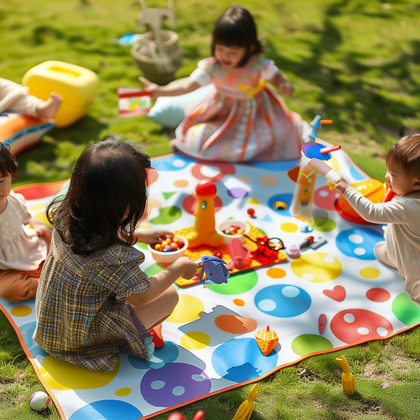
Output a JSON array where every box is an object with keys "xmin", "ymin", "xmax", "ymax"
[{"xmin": 1, "ymin": 0, "xmax": 420, "ymax": 418}]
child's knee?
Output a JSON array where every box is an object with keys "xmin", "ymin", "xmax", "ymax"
[{"xmin": 0, "ymin": 271, "xmax": 39, "ymax": 302}]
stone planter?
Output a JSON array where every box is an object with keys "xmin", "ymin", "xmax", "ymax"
[{"xmin": 131, "ymin": 30, "xmax": 182, "ymax": 85}]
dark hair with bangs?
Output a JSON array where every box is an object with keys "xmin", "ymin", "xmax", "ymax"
[
  {"xmin": 47, "ymin": 134, "xmax": 151, "ymax": 255},
  {"xmin": 386, "ymin": 134, "xmax": 420, "ymax": 178},
  {"xmin": 211, "ymin": 5, "xmax": 263, "ymax": 67},
  {"xmin": 0, "ymin": 143, "xmax": 18, "ymax": 182}
]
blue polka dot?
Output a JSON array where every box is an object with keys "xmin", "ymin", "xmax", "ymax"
[
  {"xmin": 20, "ymin": 322, "xmax": 48, "ymax": 359},
  {"xmin": 129, "ymin": 341, "xmax": 179, "ymax": 369},
  {"xmin": 267, "ymin": 193, "xmax": 294, "ymax": 217},
  {"xmin": 255, "ymin": 285, "xmax": 311, "ymax": 317},
  {"xmin": 69, "ymin": 400, "xmax": 142, "ymax": 420},
  {"xmin": 212, "ymin": 338, "xmax": 278, "ymax": 383},
  {"xmin": 249, "ymin": 160, "xmax": 299, "ymax": 172},
  {"xmin": 350, "ymin": 166, "xmax": 368, "ymax": 182},
  {"xmin": 336, "ymin": 227, "xmax": 384, "ymax": 260},
  {"xmin": 152, "ymin": 153, "xmax": 197, "ymax": 171}
]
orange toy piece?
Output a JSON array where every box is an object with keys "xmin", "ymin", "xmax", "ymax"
[
  {"xmin": 255, "ymin": 326, "xmax": 278, "ymax": 356},
  {"xmin": 185, "ymin": 180, "xmax": 224, "ymax": 248},
  {"xmin": 335, "ymin": 179, "xmax": 389, "ymax": 224}
]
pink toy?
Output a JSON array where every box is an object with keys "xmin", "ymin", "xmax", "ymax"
[
  {"xmin": 318, "ymin": 314, "xmax": 327, "ymax": 334},
  {"xmin": 286, "ymin": 244, "xmax": 300, "ymax": 259},
  {"xmin": 305, "ymin": 157, "xmax": 340, "ymax": 185},
  {"xmin": 228, "ymin": 238, "xmax": 250, "ymax": 269},
  {"xmin": 167, "ymin": 410, "xmax": 205, "ymax": 420}
]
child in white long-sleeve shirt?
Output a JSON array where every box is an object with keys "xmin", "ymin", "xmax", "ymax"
[{"xmin": 334, "ymin": 134, "xmax": 420, "ymax": 304}]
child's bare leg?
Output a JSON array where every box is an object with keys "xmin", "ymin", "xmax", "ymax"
[
  {"xmin": 35, "ymin": 92, "xmax": 62, "ymax": 118},
  {"xmin": 131, "ymin": 285, "xmax": 179, "ymax": 330},
  {"xmin": 374, "ymin": 242, "xmax": 397, "ymax": 270}
]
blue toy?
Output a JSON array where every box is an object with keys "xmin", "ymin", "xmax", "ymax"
[{"xmin": 195, "ymin": 256, "xmax": 230, "ymax": 285}]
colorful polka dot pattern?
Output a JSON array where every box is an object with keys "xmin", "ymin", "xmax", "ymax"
[{"xmin": 2, "ymin": 151, "xmax": 418, "ymax": 420}]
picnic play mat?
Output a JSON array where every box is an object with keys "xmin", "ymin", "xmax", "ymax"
[{"xmin": 2, "ymin": 149, "xmax": 420, "ymax": 420}]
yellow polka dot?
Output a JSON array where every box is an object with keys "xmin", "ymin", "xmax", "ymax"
[
  {"xmin": 28, "ymin": 203, "xmax": 46, "ymax": 212},
  {"xmin": 181, "ymin": 331, "xmax": 210, "ymax": 350},
  {"xmin": 291, "ymin": 252, "xmax": 342, "ymax": 283},
  {"xmin": 137, "ymin": 225, "xmax": 152, "ymax": 230},
  {"xmin": 238, "ymin": 176, "xmax": 251, "ymax": 183},
  {"xmin": 174, "ymin": 179, "xmax": 188, "ymax": 187},
  {"xmin": 259, "ymin": 175, "xmax": 278, "ymax": 186},
  {"xmin": 281, "ymin": 222, "xmax": 298, "ymax": 233},
  {"xmin": 233, "ymin": 299, "xmax": 245, "ymax": 306},
  {"xmin": 267, "ymin": 268, "xmax": 286, "ymax": 279},
  {"xmin": 11, "ymin": 306, "xmax": 32, "ymax": 317},
  {"xmin": 166, "ymin": 295, "xmax": 204, "ymax": 323},
  {"xmin": 41, "ymin": 356, "xmax": 119, "ymax": 390},
  {"xmin": 360, "ymin": 267, "xmax": 380, "ymax": 279},
  {"xmin": 115, "ymin": 388, "xmax": 131, "ymax": 396},
  {"xmin": 329, "ymin": 155, "xmax": 340, "ymax": 173}
]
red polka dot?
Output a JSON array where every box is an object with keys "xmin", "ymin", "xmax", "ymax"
[
  {"xmin": 366, "ymin": 288, "xmax": 391, "ymax": 302},
  {"xmin": 191, "ymin": 163, "xmax": 235, "ymax": 182},
  {"xmin": 314, "ymin": 186, "xmax": 340, "ymax": 211},
  {"xmin": 215, "ymin": 315, "xmax": 257, "ymax": 334}
]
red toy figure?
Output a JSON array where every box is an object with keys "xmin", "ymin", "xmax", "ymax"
[{"xmin": 249, "ymin": 236, "xmax": 281, "ymax": 265}]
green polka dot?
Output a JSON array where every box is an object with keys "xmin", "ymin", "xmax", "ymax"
[
  {"xmin": 292, "ymin": 334, "xmax": 333, "ymax": 356},
  {"xmin": 310, "ymin": 216, "xmax": 337, "ymax": 232},
  {"xmin": 145, "ymin": 263, "xmax": 165, "ymax": 277},
  {"xmin": 149, "ymin": 206, "xmax": 182, "ymax": 225},
  {"xmin": 207, "ymin": 270, "xmax": 258, "ymax": 295},
  {"xmin": 137, "ymin": 242, "xmax": 149, "ymax": 250},
  {"xmin": 392, "ymin": 293, "xmax": 420, "ymax": 326}
]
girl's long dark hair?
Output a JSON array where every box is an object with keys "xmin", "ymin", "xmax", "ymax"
[
  {"xmin": 0, "ymin": 143, "xmax": 18, "ymax": 181},
  {"xmin": 47, "ymin": 134, "xmax": 151, "ymax": 255},
  {"xmin": 211, "ymin": 4, "xmax": 263, "ymax": 67}
]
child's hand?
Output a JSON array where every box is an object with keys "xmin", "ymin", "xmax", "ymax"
[
  {"xmin": 135, "ymin": 230, "xmax": 172, "ymax": 244},
  {"xmin": 334, "ymin": 175, "xmax": 350, "ymax": 193},
  {"xmin": 29, "ymin": 217, "xmax": 53, "ymax": 242},
  {"xmin": 278, "ymin": 80, "xmax": 294, "ymax": 97},
  {"xmin": 138, "ymin": 76, "xmax": 160, "ymax": 100},
  {"xmin": 178, "ymin": 256, "xmax": 198, "ymax": 280}
]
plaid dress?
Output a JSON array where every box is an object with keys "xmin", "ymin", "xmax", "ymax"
[{"xmin": 34, "ymin": 230, "xmax": 154, "ymax": 372}]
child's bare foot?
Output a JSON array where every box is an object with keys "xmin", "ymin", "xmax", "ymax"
[{"xmin": 36, "ymin": 92, "xmax": 62, "ymax": 118}]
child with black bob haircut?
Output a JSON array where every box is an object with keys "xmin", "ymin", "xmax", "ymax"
[
  {"xmin": 139, "ymin": 5, "xmax": 306, "ymax": 162},
  {"xmin": 34, "ymin": 134, "xmax": 197, "ymax": 371},
  {"xmin": 335, "ymin": 134, "xmax": 420, "ymax": 304}
]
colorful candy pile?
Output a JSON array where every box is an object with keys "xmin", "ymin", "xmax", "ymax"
[
  {"xmin": 152, "ymin": 236, "xmax": 185, "ymax": 253},
  {"xmin": 222, "ymin": 225, "xmax": 245, "ymax": 236}
]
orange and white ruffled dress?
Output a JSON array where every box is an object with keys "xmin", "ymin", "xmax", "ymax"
[{"xmin": 173, "ymin": 56, "xmax": 304, "ymax": 162}]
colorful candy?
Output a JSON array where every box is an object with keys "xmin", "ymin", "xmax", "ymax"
[
  {"xmin": 222, "ymin": 225, "xmax": 244, "ymax": 236},
  {"xmin": 152, "ymin": 235, "xmax": 185, "ymax": 253}
]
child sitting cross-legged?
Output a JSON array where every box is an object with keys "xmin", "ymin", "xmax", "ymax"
[
  {"xmin": 0, "ymin": 143, "xmax": 52, "ymax": 302},
  {"xmin": 334, "ymin": 134, "xmax": 420, "ymax": 304},
  {"xmin": 34, "ymin": 135, "xmax": 197, "ymax": 371}
]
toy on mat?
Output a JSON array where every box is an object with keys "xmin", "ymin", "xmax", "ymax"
[
  {"xmin": 335, "ymin": 179, "xmax": 396, "ymax": 224},
  {"xmin": 29, "ymin": 391, "xmax": 50, "ymax": 412},
  {"xmin": 290, "ymin": 115, "xmax": 337, "ymax": 223},
  {"xmin": 185, "ymin": 180, "xmax": 224, "ymax": 248},
  {"xmin": 228, "ymin": 237, "xmax": 250, "ymax": 269},
  {"xmin": 117, "ymin": 87, "xmax": 151, "ymax": 117},
  {"xmin": 195, "ymin": 255, "xmax": 230, "ymax": 285},
  {"xmin": 167, "ymin": 411, "xmax": 205, "ymax": 420},
  {"xmin": 149, "ymin": 324, "xmax": 165, "ymax": 348},
  {"xmin": 318, "ymin": 314, "xmax": 327, "ymax": 334},
  {"xmin": 336, "ymin": 355, "xmax": 356, "ymax": 395},
  {"xmin": 232, "ymin": 383, "xmax": 259, "ymax": 420},
  {"xmin": 255, "ymin": 326, "xmax": 278, "ymax": 356},
  {"xmin": 245, "ymin": 235, "xmax": 285, "ymax": 265},
  {"xmin": 285, "ymin": 244, "xmax": 300, "ymax": 259}
]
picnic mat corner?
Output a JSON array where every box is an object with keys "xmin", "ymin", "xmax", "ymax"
[{"xmin": 2, "ymin": 149, "xmax": 420, "ymax": 420}]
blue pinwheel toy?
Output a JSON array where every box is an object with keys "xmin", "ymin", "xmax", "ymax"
[{"xmin": 195, "ymin": 256, "xmax": 230, "ymax": 285}]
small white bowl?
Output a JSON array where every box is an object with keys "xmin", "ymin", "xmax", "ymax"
[
  {"xmin": 148, "ymin": 235, "xmax": 188, "ymax": 264},
  {"xmin": 216, "ymin": 220, "xmax": 250, "ymax": 246}
]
